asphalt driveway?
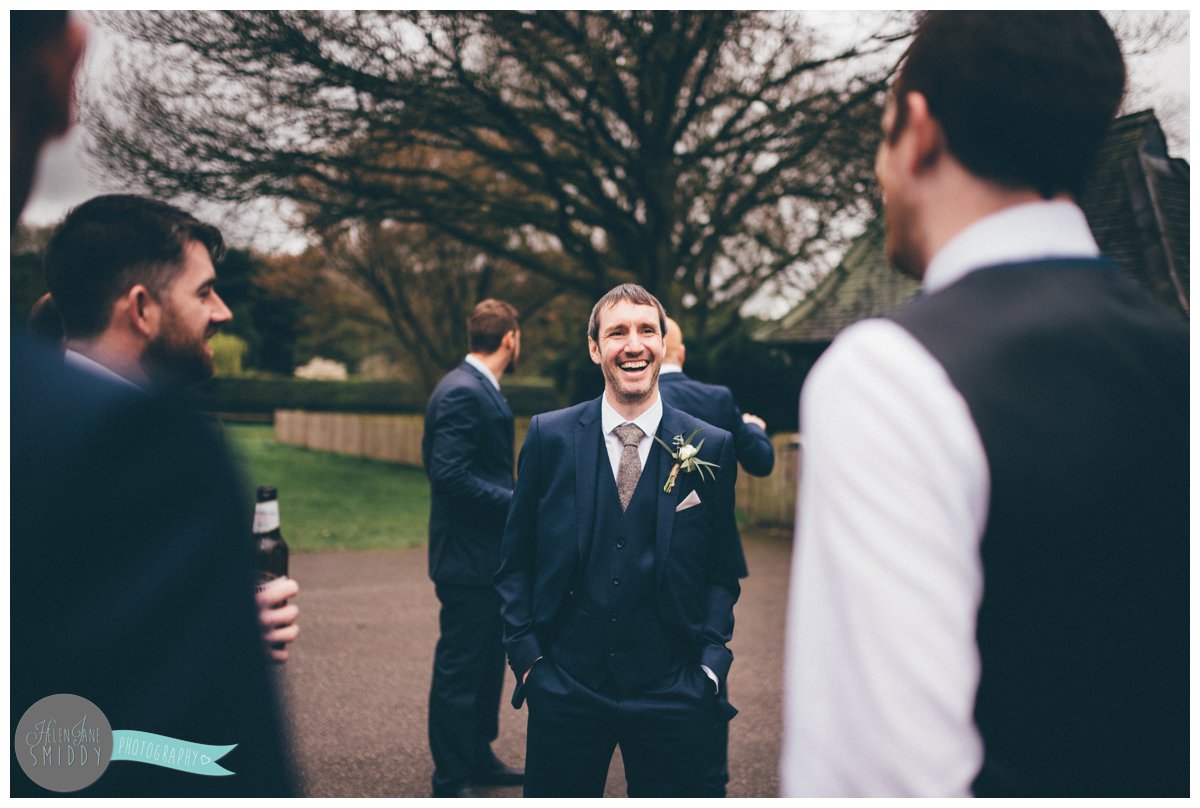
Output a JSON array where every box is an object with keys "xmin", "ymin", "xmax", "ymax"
[{"xmin": 274, "ymin": 527, "xmax": 793, "ymax": 797}]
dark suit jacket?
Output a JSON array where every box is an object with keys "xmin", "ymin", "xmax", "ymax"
[
  {"xmin": 495, "ymin": 397, "xmax": 741, "ymax": 706},
  {"xmin": 10, "ymin": 333, "xmax": 293, "ymax": 796},
  {"xmin": 658, "ymin": 372, "xmax": 774, "ymax": 477},
  {"xmin": 423, "ymin": 361, "xmax": 515, "ymax": 586}
]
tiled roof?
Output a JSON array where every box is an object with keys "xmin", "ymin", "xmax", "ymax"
[
  {"xmin": 756, "ymin": 218, "xmax": 917, "ymax": 344},
  {"xmin": 759, "ymin": 110, "xmax": 1189, "ymax": 345}
]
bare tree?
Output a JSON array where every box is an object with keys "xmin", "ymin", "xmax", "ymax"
[
  {"xmin": 258, "ymin": 219, "xmax": 563, "ymax": 392},
  {"xmin": 86, "ymin": 11, "xmax": 905, "ymax": 358}
]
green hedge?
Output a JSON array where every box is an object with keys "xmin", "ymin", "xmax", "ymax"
[{"xmin": 194, "ymin": 375, "xmax": 564, "ymax": 417}]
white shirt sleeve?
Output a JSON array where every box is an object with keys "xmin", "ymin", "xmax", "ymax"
[{"xmin": 780, "ymin": 318, "xmax": 989, "ymax": 796}]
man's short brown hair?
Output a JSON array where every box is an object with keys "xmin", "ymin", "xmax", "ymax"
[
  {"xmin": 587, "ymin": 283, "xmax": 667, "ymax": 344},
  {"xmin": 469, "ymin": 299, "xmax": 520, "ymax": 353}
]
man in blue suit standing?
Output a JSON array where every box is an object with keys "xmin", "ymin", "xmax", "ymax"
[
  {"xmin": 496, "ymin": 284, "xmax": 742, "ymax": 797},
  {"xmin": 659, "ymin": 317, "xmax": 774, "ymax": 482},
  {"xmin": 423, "ymin": 299, "xmax": 524, "ymax": 797},
  {"xmin": 657, "ymin": 316, "xmax": 769, "ymax": 794}
]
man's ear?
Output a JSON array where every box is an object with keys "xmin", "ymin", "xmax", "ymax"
[
  {"xmin": 901, "ymin": 91, "xmax": 945, "ymax": 174},
  {"xmin": 588, "ymin": 337, "xmax": 601, "ymax": 365},
  {"xmin": 125, "ymin": 284, "xmax": 161, "ymax": 338},
  {"xmin": 502, "ymin": 329, "xmax": 517, "ymax": 353}
]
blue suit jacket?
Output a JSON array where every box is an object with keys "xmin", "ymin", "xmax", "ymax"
[
  {"xmin": 658, "ymin": 372, "xmax": 774, "ymax": 477},
  {"xmin": 422, "ymin": 361, "xmax": 515, "ymax": 586},
  {"xmin": 10, "ymin": 333, "xmax": 292, "ymax": 796},
  {"xmin": 495, "ymin": 397, "xmax": 741, "ymax": 705}
]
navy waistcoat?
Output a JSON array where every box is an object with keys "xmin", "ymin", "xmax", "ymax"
[
  {"xmin": 887, "ymin": 259, "xmax": 1189, "ymax": 797},
  {"xmin": 550, "ymin": 434, "xmax": 687, "ymax": 692}
]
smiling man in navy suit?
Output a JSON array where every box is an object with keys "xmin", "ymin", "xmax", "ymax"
[
  {"xmin": 496, "ymin": 284, "xmax": 741, "ymax": 797},
  {"xmin": 423, "ymin": 299, "xmax": 524, "ymax": 797}
]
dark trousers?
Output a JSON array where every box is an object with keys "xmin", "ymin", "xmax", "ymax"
[
  {"xmin": 429, "ymin": 582, "xmax": 506, "ymax": 791},
  {"xmin": 705, "ymin": 719, "xmax": 731, "ymax": 797},
  {"xmin": 523, "ymin": 660, "xmax": 725, "ymax": 797}
]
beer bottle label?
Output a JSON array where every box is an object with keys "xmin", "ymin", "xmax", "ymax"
[{"xmin": 253, "ymin": 501, "xmax": 280, "ymax": 534}]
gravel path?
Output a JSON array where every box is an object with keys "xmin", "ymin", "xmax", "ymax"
[{"xmin": 275, "ymin": 527, "xmax": 793, "ymax": 797}]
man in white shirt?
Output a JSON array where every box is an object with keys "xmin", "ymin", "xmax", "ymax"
[{"xmin": 781, "ymin": 12, "xmax": 1188, "ymax": 797}]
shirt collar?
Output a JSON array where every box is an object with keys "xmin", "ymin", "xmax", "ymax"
[
  {"xmin": 659, "ymin": 363, "xmax": 683, "ymax": 375},
  {"xmin": 464, "ymin": 353, "xmax": 500, "ymax": 391},
  {"xmin": 924, "ymin": 199, "xmax": 1100, "ymax": 294},
  {"xmin": 64, "ymin": 349, "xmax": 144, "ymax": 391},
  {"xmin": 601, "ymin": 391, "xmax": 663, "ymax": 440}
]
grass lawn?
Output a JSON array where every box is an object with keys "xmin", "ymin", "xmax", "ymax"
[{"xmin": 225, "ymin": 423, "xmax": 430, "ymax": 553}]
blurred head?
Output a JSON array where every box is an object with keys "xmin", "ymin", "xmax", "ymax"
[
  {"xmin": 10, "ymin": 11, "xmax": 86, "ymax": 229},
  {"xmin": 663, "ymin": 316, "xmax": 685, "ymax": 366},
  {"xmin": 45, "ymin": 194, "xmax": 233, "ymax": 387},
  {"xmin": 27, "ymin": 292, "xmax": 65, "ymax": 347},
  {"xmin": 587, "ymin": 284, "xmax": 667, "ymax": 411},
  {"xmin": 468, "ymin": 298, "xmax": 520, "ymax": 373},
  {"xmin": 888, "ymin": 11, "xmax": 1125, "ymax": 199}
]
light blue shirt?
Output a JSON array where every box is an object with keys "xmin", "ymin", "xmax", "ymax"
[
  {"xmin": 464, "ymin": 353, "xmax": 500, "ymax": 391},
  {"xmin": 64, "ymin": 349, "xmax": 143, "ymax": 391}
]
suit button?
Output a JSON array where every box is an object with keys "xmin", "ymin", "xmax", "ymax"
[
  {"xmin": 615, "ymin": 539, "xmax": 625, "ymax": 549},
  {"xmin": 610, "ymin": 616, "xmax": 618, "ymax": 623},
  {"xmin": 611, "ymin": 577, "xmax": 620, "ymax": 586},
  {"xmin": 608, "ymin": 649, "xmax": 616, "ymax": 657}
]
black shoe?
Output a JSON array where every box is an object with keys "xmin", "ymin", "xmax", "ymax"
[
  {"xmin": 432, "ymin": 783, "xmax": 480, "ymax": 798},
  {"xmin": 473, "ymin": 758, "xmax": 524, "ymax": 787}
]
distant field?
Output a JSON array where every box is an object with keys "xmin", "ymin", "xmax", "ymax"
[{"xmin": 225, "ymin": 423, "xmax": 430, "ymax": 553}]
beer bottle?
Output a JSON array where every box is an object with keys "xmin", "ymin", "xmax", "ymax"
[{"xmin": 253, "ymin": 486, "xmax": 289, "ymax": 650}]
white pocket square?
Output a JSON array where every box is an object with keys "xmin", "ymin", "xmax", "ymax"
[{"xmin": 676, "ymin": 489, "xmax": 702, "ymax": 512}]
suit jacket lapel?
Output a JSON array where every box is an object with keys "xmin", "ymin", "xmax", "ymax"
[
  {"xmin": 655, "ymin": 403, "xmax": 687, "ymax": 584},
  {"xmin": 574, "ymin": 398, "xmax": 603, "ymax": 563},
  {"xmin": 461, "ymin": 361, "xmax": 512, "ymax": 418}
]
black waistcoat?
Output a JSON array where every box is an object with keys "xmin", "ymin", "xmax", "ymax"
[
  {"xmin": 887, "ymin": 259, "xmax": 1189, "ymax": 797},
  {"xmin": 549, "ymin": 434, "xmax": 687, "ymax": 692}
]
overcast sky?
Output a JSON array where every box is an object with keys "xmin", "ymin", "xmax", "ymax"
[{"xmin": 18, "ymin": 11, "xmax": 1191, "ymax": 255}]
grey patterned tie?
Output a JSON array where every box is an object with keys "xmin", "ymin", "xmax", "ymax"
[{"xmin": 613, "ymin": 423, "xmax": 645, "ymax": 511}]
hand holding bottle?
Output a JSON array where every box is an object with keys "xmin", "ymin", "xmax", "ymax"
[{"xmin": 256, "ymin": 576, "xmax": 300, "ymax": 664}]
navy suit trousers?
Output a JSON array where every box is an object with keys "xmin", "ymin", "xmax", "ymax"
[
  {"xmin": 428, "ymin": 582, "xmax": 506, "ymax": 790},
  {"xmin": 523, "ymin": 660, "xmax": 722, "ymax": 797}
]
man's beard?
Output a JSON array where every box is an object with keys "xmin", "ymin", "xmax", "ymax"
[
  {"xmin": 143, "ymin": 326, "xmax": 215, "ymax": 389},
  {"xmin": 602, "ymin": 359, "xmax": 660, "ymax": 407},
  {"xmin": 883, "ymin": 195, "xmax": 925, "ymax": 281}
]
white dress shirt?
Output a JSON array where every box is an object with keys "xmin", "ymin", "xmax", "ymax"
[
  {"xmin": 780, "ymin": 200, "xmax": 1101, "ymax": 796},
  {"xmin": 599, "ymin": 393, "xmax": 662, "ymax": 482}
]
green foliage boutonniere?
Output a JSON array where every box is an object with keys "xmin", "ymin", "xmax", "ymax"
[{"xmin": 654, "ymin": 427, "xmax": 720, "ymax": 493}]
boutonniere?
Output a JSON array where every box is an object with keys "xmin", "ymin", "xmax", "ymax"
[{"xmin": 654, "ymin": 428, "xmax": 720, "ymax": 493}]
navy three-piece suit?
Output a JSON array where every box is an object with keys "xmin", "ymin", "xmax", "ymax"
[
  {"xmin": 496, "ymin": 397, "xmax": 741, "ymax": 796},
  {"xmin": 422, "ymin": 361, "xmax": 515, "ymax": 793}
]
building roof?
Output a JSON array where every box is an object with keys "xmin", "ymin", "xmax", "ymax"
[{"xmin": 759, "ymin": 110, "xmax": 1189, "ymax": 346}]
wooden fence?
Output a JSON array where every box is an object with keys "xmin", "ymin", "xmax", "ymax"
[{"xmin": 274, "ymin": 410, "xmax": 799, "ymax": 528}]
